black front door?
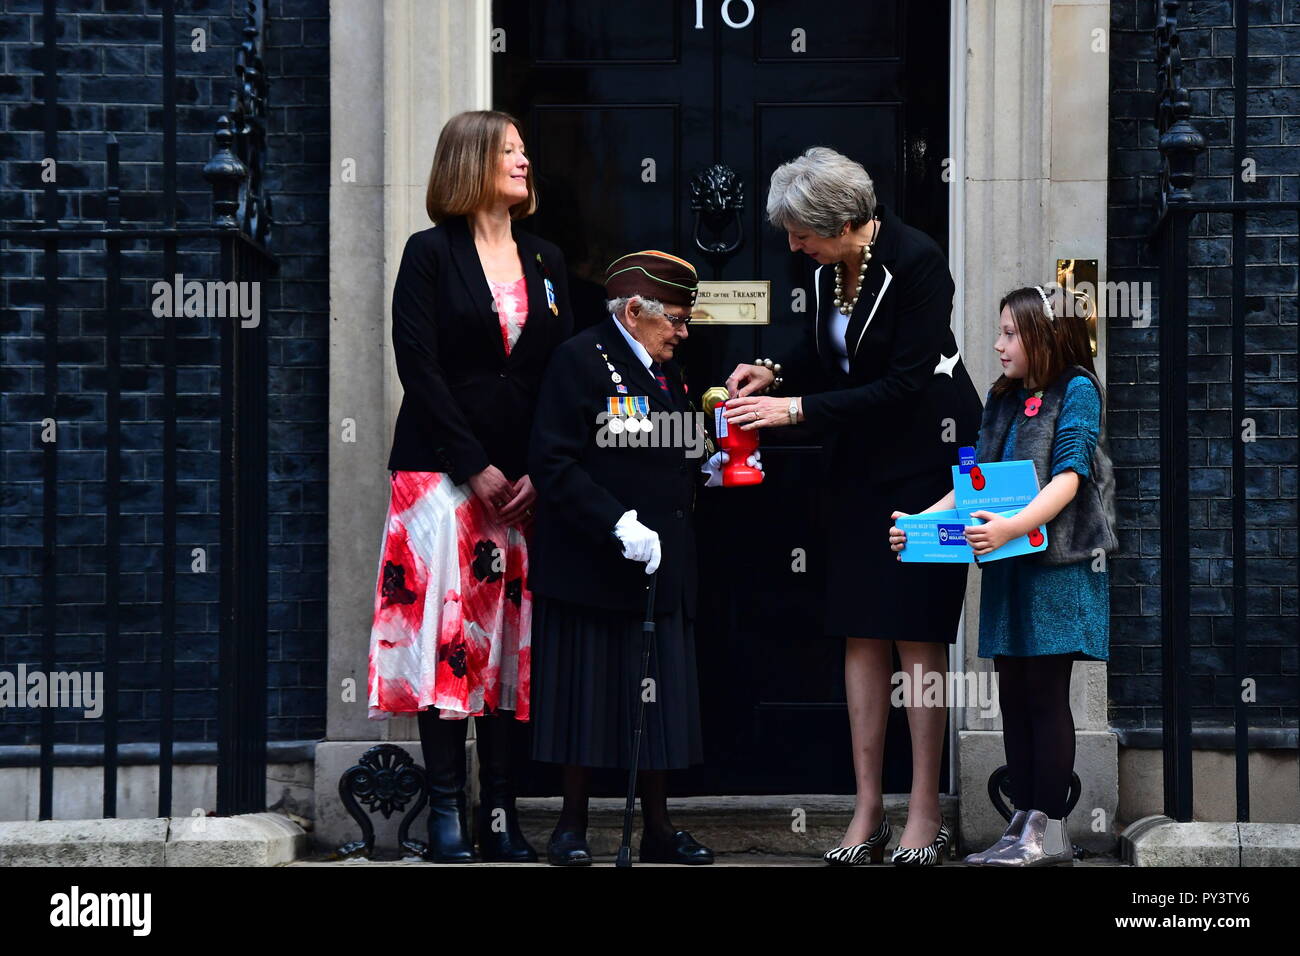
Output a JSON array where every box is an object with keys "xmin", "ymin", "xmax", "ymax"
[{"xmin": 496, "ymin": 0, "xmax": 951, "ymax": 795}]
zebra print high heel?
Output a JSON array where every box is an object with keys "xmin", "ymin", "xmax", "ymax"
[
  {"xmin": 890, "ymin": 816, "xmax": 951, "ymax": 867},
  {"xmin": 823, "ymin": 816, "xmax": 892, "ymax": 865}
]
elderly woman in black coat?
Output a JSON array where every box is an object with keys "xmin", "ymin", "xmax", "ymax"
[
  {"xmin": 527, "ymin": 251, "xmax": 716, "ymax": 867},
  {"xmin": 725, "ymin": 147, "xmax": 983, "ymax": 866}
]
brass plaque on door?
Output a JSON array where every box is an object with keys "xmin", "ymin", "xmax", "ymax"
[
  {"xmin": 1055, "ymin": 259, "xmax": 1099, "ymax": 356},
  {"xmin": 690, "ymin": 280, "xmax": 771, "ymax": 325}
]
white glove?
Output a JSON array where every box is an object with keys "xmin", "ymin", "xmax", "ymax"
[
  {"xmin": 612, "ymin": 509, "xmax": 661, "ymax": 574},
  {"xmin": 700, "ymin": 449, "xmax": 762, "ymax": 488}
]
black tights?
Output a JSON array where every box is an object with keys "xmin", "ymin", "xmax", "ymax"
[
  {"xmin": 555, "ymin": 765, "xmax": 675, "ymax": 838},
  {"xmin": 994, "ymin": 654, "xmax": 1076, "ymax": 819}
]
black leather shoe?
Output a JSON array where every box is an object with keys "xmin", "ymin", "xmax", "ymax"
[
  {"xmin": 639, "ymin": 829, "xmax": 714, "ymax": 865},
  {"xmin": 417, "ymin": 710, "xmax": 476, "ymax": 863},
  {"xmin": 475, "ymin": 716, "xmax": 538, "ymax": 863},
  {"xmin": 546, "ymin": 829, "xmax": 592, "ymax": 866}
]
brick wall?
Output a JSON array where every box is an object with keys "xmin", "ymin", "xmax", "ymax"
[
  {"xmin": 0, "ymin": 0, "xmax": 329, "ymax": 745},
  {"xmin": 1107, "ymin": 0, "xmax": 1298, "ymax": 733}
]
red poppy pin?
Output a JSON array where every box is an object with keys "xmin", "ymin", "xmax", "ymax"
[{"xmin": 1024, "ymin": 394, "xmax": 1043, "ymax": 417}]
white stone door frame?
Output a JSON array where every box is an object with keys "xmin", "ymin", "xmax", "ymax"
[
  {"xmin": 320, "ymin": 0, "xmax": 493, "ymax": 851},
  {"xmin": 954, "ymin": 0, "xmax": 1117, "ymax": 851}
]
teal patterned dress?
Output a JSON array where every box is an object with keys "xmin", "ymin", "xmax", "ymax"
[{"xmin": 975, "ymin": 376, "xmax": 1109, "ymax": 661}]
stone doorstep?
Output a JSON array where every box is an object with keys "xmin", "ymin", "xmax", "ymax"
[
  {"xmin": 309, "ymin": 792, "xmax": 1128, "ymax": 865},
  {"xmin": 0, "ymin": 812, "xmax": 308, "ymax": 867},
  {"xmin": 1119, "ymin": 815, "xmax": 1300, "ymax": 867},
  {"xmin": 513, "ymin": 793, "xmax": 962, "ymax": 858},
  {"xmin": 294, "ymin": 853, "xmax": 831, "ymax": 867}
]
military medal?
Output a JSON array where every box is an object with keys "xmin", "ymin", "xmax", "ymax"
[
  {"xmin": 630, "ymin": 394, "xmax": 651, "ymax": 431},
  {"xmin": 606, "ymin": 395, "xmax": 651, "ymax": 432},
  {"xmin": 537, "ymin": 253, "xmax": 560, "ymax": 316},
  {"xmin": 597, "ymin": 342, "xmax": 650, "ymax": 419},
  {"xmin": 596, "ymin": 342, "xmax": 625, "ymax": 390}
]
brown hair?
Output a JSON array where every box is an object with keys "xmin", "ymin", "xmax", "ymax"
[
  {"xmin": 990, "ymin": 286, "xmax": 1066, "ymax": 399},
  {"xmin": 425, "ymin": 110, "xmax": 537, "ymax": 222}
]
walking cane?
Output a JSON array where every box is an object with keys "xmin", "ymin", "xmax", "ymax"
[{"xmin": 615, "ymin": 571, "xmax": 657, "ymax": 868}]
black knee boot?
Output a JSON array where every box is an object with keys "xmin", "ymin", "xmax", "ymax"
[
  {"xmin": 417, "ymin": 710, "xmax": 476, "ymax": 863},
  {"xmin": 475, "ymin": 714, "xmax": 538, "ymax": 862}
]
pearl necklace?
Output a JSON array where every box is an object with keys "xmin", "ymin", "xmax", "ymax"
[{"xmin": 832, "ymin": 217, "xmax": 880, "ymax": 316}]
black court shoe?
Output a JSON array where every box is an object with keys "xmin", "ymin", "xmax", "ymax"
[
  {"xmin": 639, "ymin": 828, "xmax": 714, "ymax": 865},
  {"xmin": 546, "ymin": 829, "xmax": 593, "ymax": 866}
]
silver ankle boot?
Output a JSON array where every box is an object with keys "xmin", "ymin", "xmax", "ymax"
[
  {"xmin": 981, "ymin": 809, "xmax": 1073, "ymax": 866},
  {"xmin": 962, "ymin": 810, "xmax": 1027, "ymax": 866}
]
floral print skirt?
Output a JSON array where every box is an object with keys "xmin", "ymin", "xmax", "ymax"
[{"xmin": 367, "ymin": 471, "xmax": 530, "ymax": 721}]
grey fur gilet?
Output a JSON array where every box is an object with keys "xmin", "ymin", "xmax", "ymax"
[{"xmin": 974, "ymin": 366, "xmax": 1119, "ymax": 565}]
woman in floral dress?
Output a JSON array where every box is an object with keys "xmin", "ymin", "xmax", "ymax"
[{"xmin": 368, "ymin": 110, "xmax": 572, "ymax": 862}]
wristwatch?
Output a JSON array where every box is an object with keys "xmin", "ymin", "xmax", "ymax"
[{"xmin": 788, "ymin": 398, "xmax": 799, "ymax": 425}]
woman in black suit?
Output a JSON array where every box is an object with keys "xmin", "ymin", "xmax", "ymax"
[
  {"xmin": 367, "ymin": 110, "xmax": 572, "ymax": 863},
  {"xmin": 725, "ymin": 147, "xmax": 982, "ymax": 866}
]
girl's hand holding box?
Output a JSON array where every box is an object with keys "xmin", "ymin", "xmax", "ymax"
[{"xmin": 964, "ymin": 509, "xmax": 1018, "ymax": 557}]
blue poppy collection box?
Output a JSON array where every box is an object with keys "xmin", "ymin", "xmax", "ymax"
[{"xmin": 896, "ymin": 453, "xmax": 1049, "ymax": 564}]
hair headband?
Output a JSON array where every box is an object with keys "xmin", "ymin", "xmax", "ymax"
[{"xmin": 1034, "ymin": 285, "xmax": 1056, "ymax": 322}]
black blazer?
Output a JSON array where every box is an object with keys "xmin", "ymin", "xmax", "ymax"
[
  {"xmin": 527, "ymin": 318, "xmax": 699, "ymax": 617},
  {"xmin": 792, "ymin": 203, "xmax": 983, "ymax": 486},
  {"xmin": 386, "ymin": 215, "xmax": 573, "ymax": 483}
]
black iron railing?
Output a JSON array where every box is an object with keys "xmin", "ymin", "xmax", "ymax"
[
  {"xmin": 1149, "ymin": 0, "xmax": 1300, "ymax": 823},
  {"xmin": 0, "ymin": 0, "xmax": 276, "ymax": 818}
]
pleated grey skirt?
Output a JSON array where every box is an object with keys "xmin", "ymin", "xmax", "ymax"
[{"xmin": 529, "ymin": 594, "xmax": 704, "ymax": 770}]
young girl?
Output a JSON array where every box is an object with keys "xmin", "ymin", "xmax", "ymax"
[{"xmin": 888, "ymin": 284, "xmax": 1118, "ymax": 866}]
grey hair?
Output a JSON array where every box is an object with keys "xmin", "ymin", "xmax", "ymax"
[
  {"xmin": 606, "ymin": 295, "xmax": 666, "ymax": 319},
  {"xmin": 766, "ymin": 146, "xmax": 877, "ymax": 237}
]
